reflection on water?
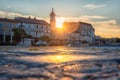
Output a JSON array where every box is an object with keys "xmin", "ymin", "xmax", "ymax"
[
  {"xmin": 19, "ymin": 46, "xmax": 98, "ymax": 63},
  {"xmin": 20, "ymin": 54, "xmax": 97, "ymax": 63},
  {"xmin": 50, "ymin": 55, "xmax": 66, "ymax": 63},
  {"xmin": 1, "ymin": 46, "xmax": 120, "ymax": 80}
]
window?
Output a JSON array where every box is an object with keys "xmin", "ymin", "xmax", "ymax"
[
  {"xmin": 31, "ymin": 25, "xmax": 34, "ymax": 29},
  {"xmin": 25, "ymin": 24, "xmax": 28, "ymax": 28},
  {"xmin": 46, "ymin": 26, "xmax": 48, "ymax": 29},
  {"xmin": 0, "ymin": 23, "xmax": 3, "ymax": 27},
  {"xmin": 41, "ymin": 26, "xmax": 43, "ymax": 29},
  {"xmin": 16, "ymin": 24, "xmax": 19, "ymax": 28},
  {"xmin": 82, "ymin": 31, "xmax": 84, "ymax": 36},
  {"xmin": 86, "ymin": 26, "xmax": 88, "ymax": 30},
  {"xmin": 16, "ymin": 23, "xmax": 21, "ymax": 28},
  {"xmin": 0, "ymin": 30, "xmax": 3, "ymax": 35},
  {"xmin": 28, "ymin": 24, "xmax": 31, "ymax": 27},
  {"xmin": 31, "ymin": 32, "xmax": 34, "ymax": 36},
  {"xmin": 36, "ymin": 25, "xmax": 38, "ymax": 28},
  {"xmin": 89, "ymin": 32, "xmax": 91, "ymax": 35},
  {"xmin": 23, "ymin": 24, "xmax": 26, "ymax": 28},
  {"xmin": 36, "ymin": 32, "xmax": 37, "ymax": 37},
  {"xmin": 9, "ymin": 23, "xmax": 13, "ymax": 28}
]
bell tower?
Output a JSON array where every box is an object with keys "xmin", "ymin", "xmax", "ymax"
[{"xmin": 50, "ymin": 8, "xmax": 56, "ymax": 28}]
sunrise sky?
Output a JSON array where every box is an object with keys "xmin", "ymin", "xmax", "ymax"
[{"xmin": 0, "ymin": 0, "xmax": 120, "ymax": 38}]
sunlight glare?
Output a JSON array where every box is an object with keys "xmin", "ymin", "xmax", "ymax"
[{"xmin": 56, "ymin": 17, "xmax": 66, "ymax": 28}]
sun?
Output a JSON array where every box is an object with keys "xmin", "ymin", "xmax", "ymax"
[{"xmin": 56, "ymin": 17, "xmax": 66, "ymax": 28}]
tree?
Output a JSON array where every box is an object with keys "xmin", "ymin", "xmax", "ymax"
[
  {"xmin": 115, "ymin": 38, "xmax": 120, "ymax": 43},
  {"xmin": 39, "ymin": 36, "xmax": 51, "ymax": 43},
  {"xmin": 12, "ymin": 27, "xmax": 26, "ymax": 43}
]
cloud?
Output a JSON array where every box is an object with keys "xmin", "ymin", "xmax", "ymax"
[
  {"xmin": 62, "ymin": 16, "xmax": 120, "ymax": 38},
  {"xmin": 83, "ymin": 4, "xmax": 106, "ymax": 9},
  {"xmin": 0, "ymin": 10, "xmax": 41, "ymax": 19},
  {"xmin": 92, "ymin": 20, "xmax": 120, "ymax": 38},
  {"xmin": 7, "ymin": 5, "xmax": 12, "ymax": 9},
  {"xmin": 63, "ymin": 15, "xmax": 108, "ymax": 22},
  {"xmin": 81, "ymin": 15, "xmax": 108, "ymax": 19},
  {"xmin": 0, "ymin": 10, "xmax": 119, "ymax": 38},
  {"xmin": 93, "ymin": 20, "xmax": 117, "ymax": 26}
]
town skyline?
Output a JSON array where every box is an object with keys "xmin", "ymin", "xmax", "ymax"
[{"xmin": 0, "ymin": 0, "xmax": 120, "ymax": 38}]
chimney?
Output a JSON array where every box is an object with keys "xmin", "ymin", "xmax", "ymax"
[
  {"xmin": 34, "ymin": 17, "xmax": 36, "ymax": 20},
  {"xmin": 28, "ymin": 16, "xmax": 31, "ymax": 19}
]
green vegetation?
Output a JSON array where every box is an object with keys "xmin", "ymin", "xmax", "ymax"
[
  {"xmin": 29, "ymin": 47, "xmax": 39, "ymax": 51},
  {"xmin": 12, "ymin": 27, "xmax": 26, "ymax": 37},
  {"xmin": 12, "ymin": 27, "xmax": 32, "ymax": 44},
  {"xmin": 39, "ymin": 35, "xmax": 51, "ymax": 43},
  {"xmin": 12, "ymin": 27, "xmax": 26, "ymax": 43}
]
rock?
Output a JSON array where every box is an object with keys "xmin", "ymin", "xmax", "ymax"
[
  {"xmin": 117, "ymin": 65, "xmax": 120, "ymax": 69},
  {"xmin": 5, "ymin": 64, "xmax": 12, "ymax": 68},
  {"xmin": 15, "ymin": 54, "xmax": 22, "ymax": 57},
  {"xmin": 95, "ymin": 63, "xmax": 103, "ymax": 67},
  {"xmin": 60, "ymin": 77, "xmax": 73, "ymax": 80},
  {"xmin": 83, "ymin": 75, "xmax": 94, "ymax": 80}
]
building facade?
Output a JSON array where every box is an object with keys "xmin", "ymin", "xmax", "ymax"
[
  {"xmin": 0, "ymin": 9, "xmax": 95, "ymax": 46},
  {"xmin": 15, "ymin": 17, "xmax": 51, "ymax": 38},
  {"xmin": 0, "ymin": 17, "xmax": 50, "ymax": 45},
  {"xmin": 63, "ymin": 22, "xmax": 95, "ymax": 45},
  {"xmin": 0, "ymin": 18, "xmax": 19, "ymax": 44}
]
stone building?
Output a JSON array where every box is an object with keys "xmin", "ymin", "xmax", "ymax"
[
  {"xmin": 0, "ymin": 18, "xmax": 19, "ymax": 44},
  {"xmin": 0, "ymin": 8, "xmax": 95, "ymax": 46},
  {"xmin": 49, "ymin": 8, "xmax": 95, "ymax": 45},
  {"xmin": 15, "ymin": 17, "xmax": 51, "ymax": 38},
  {"xmin": 0, "ymin": 17, "xmax": 51, "ymax": 45},
  {"xmin": 63, "ymin": 22, "xmax": 95, "ymax": 45}
]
